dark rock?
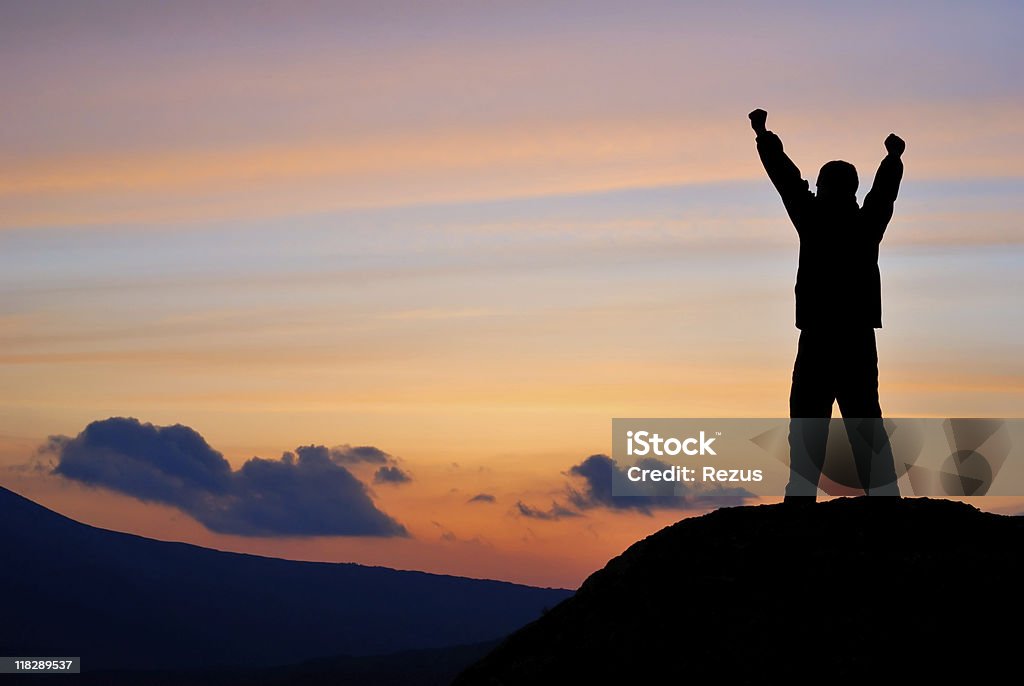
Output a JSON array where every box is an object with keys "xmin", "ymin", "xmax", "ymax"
[{"xmin": 455, "ymin": 497, "xmax": 1024, "ymax": 683}]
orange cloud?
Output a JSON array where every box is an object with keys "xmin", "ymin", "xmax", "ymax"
[{"xmin": 2, "ymin": 102, "xmax": 1022, "ymax": 228}]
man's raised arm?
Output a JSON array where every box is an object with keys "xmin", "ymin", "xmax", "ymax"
[
  {"xmin": 862, "ymin": 133, "xmax": 905, "ymax": 242},
  {"xmin": 749, "ymin": 109, "xmax": 813, "ymax": 231}
]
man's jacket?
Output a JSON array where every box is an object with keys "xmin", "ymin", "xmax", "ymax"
[{"xmin": 756, "ymin": 131, "xmax": 903, "ymax": 329}]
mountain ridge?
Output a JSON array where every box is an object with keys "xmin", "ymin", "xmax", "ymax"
[{"xmin": 0, "ymin": 485, "xmax": 572, "ymax": 671}]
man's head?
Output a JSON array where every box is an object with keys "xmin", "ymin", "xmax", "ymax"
[{"xmin": 816, "ymin": 160, "xmax": 858, "ymax": 201}]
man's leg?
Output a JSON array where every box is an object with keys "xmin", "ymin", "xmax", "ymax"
[
  {"xmin": 786, "ymin": 329, "xmax": 835, "ymax": 500},
  {"xmin": 835, "ymin": 329, "xmax": 900, "ymax": 496}
]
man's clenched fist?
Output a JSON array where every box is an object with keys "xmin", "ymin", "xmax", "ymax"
[
  {"xmin": 884, "ymin": 133, "xmax": 906, "ymax": 157},
  {"xmin": 749, "ymin": 109, "xmax": 768, "ymax": 134}
]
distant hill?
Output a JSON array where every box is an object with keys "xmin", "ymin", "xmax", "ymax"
[
  {"xmin": 455, "ymin": 497, "xmax": 1024, "ymax": 683},
  {"xmin": 0, "ymin": 486, "xmax": 571, "ymax": 672}
]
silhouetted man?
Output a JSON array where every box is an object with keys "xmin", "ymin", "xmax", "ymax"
[{"xmin": 749, "ymin": 108, "xmax": 903, "ymax": 499}]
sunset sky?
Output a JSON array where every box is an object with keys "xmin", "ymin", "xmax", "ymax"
[{"xmin": 2, "ymin": 0, "xmax": 1022, "ymax": 589}]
